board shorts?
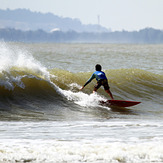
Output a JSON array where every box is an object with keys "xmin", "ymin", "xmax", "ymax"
[{"xmin": 94, "ymin": 79, "xmax": 110, "ymax": 90}]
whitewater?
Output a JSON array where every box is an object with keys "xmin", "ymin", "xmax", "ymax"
[{"xmin": 0, "ymin": 42, "xmax": 162, "ymax": 163}]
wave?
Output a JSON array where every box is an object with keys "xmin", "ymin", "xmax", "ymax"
[
  {"xmin": 0, "ymin": 67, "xmax": 162, "ymax": 105},
  {"xmin": 50, "ymin": 68, "xmax": 163, "ymax": 101},
  {"xmin": 0, "ymin": 42, "xmax": 162, "ymax": 121}
]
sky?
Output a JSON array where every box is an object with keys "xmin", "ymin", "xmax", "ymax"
[{"xmin": 0, "ymin": 0, "xmax": 163, "ymax": 31}]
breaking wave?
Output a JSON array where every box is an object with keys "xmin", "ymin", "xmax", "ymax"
[{"xmin": 0, "ymin": 42, "xmax": 162, "ymax": 120}]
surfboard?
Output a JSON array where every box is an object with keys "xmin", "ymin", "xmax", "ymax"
[{"xmin": 100, "ymin": 99, "xmax": 141, "ymax": 107}]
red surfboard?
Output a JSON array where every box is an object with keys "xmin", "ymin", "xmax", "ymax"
[{"xmin": 100, "ymin": 100, "xmax": 141, "ymax": 107}]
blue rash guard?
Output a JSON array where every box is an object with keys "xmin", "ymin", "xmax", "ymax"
[{"xmin": 84, "ymin": 71, "xmax": 107, "ymax": 87}]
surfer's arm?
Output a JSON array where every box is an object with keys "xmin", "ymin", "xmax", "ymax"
[{"xmin": 80, "ymin": 74, "xmax": 95, "ymax": 90}]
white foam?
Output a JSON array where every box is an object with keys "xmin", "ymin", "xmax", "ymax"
[
  {"xmin": 0, "ymin": 42, "xmax": 50, "ymax": 78},
  {"xmin": 0, "ymin": 139, "xmax": 163, "ymax": 163},
  {"xmin": 0, "ymin": 42, "xmax": 50, "ymax": 90},
  {"xmin": 1, "ymin": 120, "xmax": 163, "ymax": 163},
  {"xmin": 61, "ymin": 88, "xmax": 108, "ymax": 108}
]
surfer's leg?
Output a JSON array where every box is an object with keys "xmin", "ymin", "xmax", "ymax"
[
  {"xmin": 93, "ymin": 81, "xmax": 101, "ymax": 93},
  {"xmin": 105, "ymin": 89, "xmax": 114, "ymax": 100},
  {"xmin": 103, "ymin": 80, "xmax": 114, "ymax": 99},
  {"xmin": 93, "ymin": 87, "xmax": 98, "ymax": 93},
  {"xmin": 93, "ymin": 87, "xmax": 97, "ymax": 93}
]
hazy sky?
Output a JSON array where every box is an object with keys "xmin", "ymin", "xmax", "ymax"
[{"xmin": 0, "ymin": 0, "xmax": 162, "ymax": 31}]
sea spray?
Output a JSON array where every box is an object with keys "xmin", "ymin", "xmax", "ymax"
[
  {"xmin": 61, "ymin": 90, "xmax": 107, "ymax": 107},
  {"xmin": 0, "ymin": 42, "xmax": 49, "ymax": 78},
  {"xmin": 0, "ymin": 42, "xmax": 51, "ymax": 90}
]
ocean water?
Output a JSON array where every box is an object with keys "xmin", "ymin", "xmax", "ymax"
[{"xmin": 0, "ymin": 42, "xmax": 162, "ymax": 163}]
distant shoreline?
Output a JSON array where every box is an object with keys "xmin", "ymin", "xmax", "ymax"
[{"xmin": 0, "ymin": 28, "xmax": 163, "ymax": 44}]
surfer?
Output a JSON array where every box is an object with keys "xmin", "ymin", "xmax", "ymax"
[{"xmin": 80, "ymin": 64, "xmax": 114, "ymax": 99}]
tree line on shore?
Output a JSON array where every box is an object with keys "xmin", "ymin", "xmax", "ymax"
[{"xmin": 0, "ymin": 27, "xmax": 163, "ymax": 43}]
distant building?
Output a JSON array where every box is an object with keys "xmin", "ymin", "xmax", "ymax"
[{"xmin": 50, "ymin": 28, "xmax": 61, "ymax": 33}]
